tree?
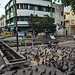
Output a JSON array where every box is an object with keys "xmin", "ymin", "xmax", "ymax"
[
  {"xmin": 28, "ymin": 14, "xmax": 40, "ymax": 37},
  {"xmin": 37, "ymin": 15, "xmax": 56, "ymax": 34},
  {"xmin": 28, "ymin": 14, "xmax": 39, "ymax": 31},
  {"xmin": 61, "ymin": 0, "xmax": 75, "ymax": 13},
  {"xmin": 28, "ymin": 14, "xmax": 39, "ymax": 30},
  {"xmin": 28, "ymin": 14, "xmax": 56, "ymax": 35}
]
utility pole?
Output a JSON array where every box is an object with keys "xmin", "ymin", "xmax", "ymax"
[
  {"xmin": 33, "ymin": 6, "xmax": 35, "ymax": 38},
  {"xmin": 14, "ymin": 0, "xmax": 19, "ymax": 51},
  {"xmin": 50, "ymin": 0, "xmax": 52, "ymax": 17}
]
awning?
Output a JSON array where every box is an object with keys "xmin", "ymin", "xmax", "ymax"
[{"xmin": 69, "ymin": 24, "xmax": 75, "ymax": 26}]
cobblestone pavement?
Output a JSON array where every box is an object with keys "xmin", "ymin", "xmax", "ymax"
[
  {"xmin": 0, "ymin": 41, "xmax": 75, "ymax": 75},
  {"xmin": 3, "ymin": 64, "xmax": 65, "ymax": 75}
]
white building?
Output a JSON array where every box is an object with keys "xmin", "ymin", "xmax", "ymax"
[{"xmin": 5, "ymin": 0, "xmax": 64, "ymax": 35}]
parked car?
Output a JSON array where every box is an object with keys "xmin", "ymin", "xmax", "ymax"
[
  {"xmin": 26, "ymin": 34, "xmax": 32, "ymax": 38},
  {"xmin": 18, "ymin": 32, "xmax": 24, "ymax": 37}
]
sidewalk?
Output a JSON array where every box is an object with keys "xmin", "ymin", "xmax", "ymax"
[{"xmin": 58, "ymin": 41, "xmax": 74, "ymax": 44}]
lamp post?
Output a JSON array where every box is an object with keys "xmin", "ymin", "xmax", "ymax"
[
  {"xmin": 33, "ymin": 6, "xmax": 35, "ymax": 38},
  {"xmin": 14, "ymin": 0, "xmax": 19, "ymax": 51}
]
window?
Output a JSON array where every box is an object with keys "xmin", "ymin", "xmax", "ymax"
[
  {"xmin": 46, "ymin": 7, "xmax": 50, "ymax": 12},
  {"xmin": 17, "ymin": 4, "xmax": 19, "ymax": 9},
  {"xmin": 6, "ymin": 11, "xmax": 9, "ymax": 15},
  {"xmin": 43, "ymin": 7, "xmax": 46, "ymax": 11},
  {"xmin": 20, "ymin": 4, "xmax": 23, "ymax": 9},
  {"xmin": 17, "ymin": 17, "xmax": 21, "ymax": 21},
  {"xmin": 11, "ymin": 7, "xmax": 13, "ymax": 12},
  {"xmin": 71, "ymin": 20, "xmax": 74, "ymax": 24},
  {"xmin": 9, "ymin": 8, "xmax": 11, "ymax": 12},
  {"xmin": 9, "ymin": 7, "xmax": 13, "ymax": 12},
  {"xmin": 64, "ymin": 15, "xmax": 66, "ymax": 19},
  {"xmin": 17, "ymin": 17, "xmax": 20, "ymax": 21},
  {"xmin": 24, "ymin": 16, "xmax": 28, "ymax": 21},
  {"xmin": 52, "ymin": 8, "xmax": 55, "ymax": 12},
  {"xmin": 7, "ymin": 20, "xmax": 9, "ymax": 24},
  {"xmin": 35, "ymin": 6, "xmax": 38, "ymax": 10},
  {"xmin": 24, "ymin": 4, "xmax": 28, "ymax": 9},
  {"xmin": 25, "ymin": 16, "xmax": 28, "ymax": 21},
  {"xmin": 10, "ymin": 18, "xmax": 13, "ymax": 23},
  {"xmin": 38, "ymin": 6, "xmax": 43, "ymax": 11},
  {"xmin": 72, "ymin": 12, "xmax": 75, "ymax": 16},
  {"xmin": 66, "ymin": 12, "xmax": 70, "ymax": 15},
  {"xmin": 17, "ymin": 16, "xmax": 28, "ymax": 21},
  {"xmin": 61, "ymin": 11, "xmax": 63, "ymax": 16},
  {"xmin": 15, "ymin": 4, "xmax": 56, "ymax": 13},
  {"xmin": 21, "ymin": 17, "xmax": 24, "ymax": 21},
  {"xmin": 66, "ymin": 20, "xmax": 69, "ymax": 23},
  {"xmin": 61, "ymin": 21, "xmax": 63, "ymax": 26},
  {"xmin": 30, "ymin": 5, "xmax": 34, "ymax": 10}
]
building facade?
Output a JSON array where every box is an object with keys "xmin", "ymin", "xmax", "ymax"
[
  {"xmin": 64, "ymin": 7, "xmax": 75, "ymax": 35},
  {"xmin": 0, "ymin": 15, "xmax": 6, "ymax": 32},
  {"xmin": 5, "ymin": 0, "xmax": 64, "ymax": 35}
]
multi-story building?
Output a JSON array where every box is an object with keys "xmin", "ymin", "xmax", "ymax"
[
  {"xmin": 5, "ymin": 0, "xmax": 64, "ymax": 35},
  {"xmin": 64, "ymin": 7, "xmax": 75, "ymax": 35},
  {"xmin": 0, "ymin": 15, "xmax": 6, "ymax": 32}
]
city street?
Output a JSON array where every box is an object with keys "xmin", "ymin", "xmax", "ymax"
[{"xmin": 0, "ymin": 0, "xmax": 75, "ymax": 75}]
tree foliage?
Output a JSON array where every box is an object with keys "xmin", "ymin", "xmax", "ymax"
[
  {"xmin": 28, "ymin": 14, "xmax": 56, "ymax": 34},
  {"xmin": 54, "ymin": 0, "xmax": 75, "ymax": 13},
  {"xmin": 61, "ymin": 0, "xmax": 75, "ymax": 13},
  {"xmin": 28, "ymin": 14, "xmax": 40, "ymax": 31}
]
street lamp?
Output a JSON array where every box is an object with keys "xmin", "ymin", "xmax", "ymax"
[{"xmin": 14, "ymin": 0, "xmax": 19, "ymax": 51}]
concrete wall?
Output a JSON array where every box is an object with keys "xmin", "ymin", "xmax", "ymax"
[{"xmin": 54, "ymin": 4, "xmax": 64, "ymax": 35}]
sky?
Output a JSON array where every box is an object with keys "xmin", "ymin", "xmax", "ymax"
[
  {"xmin": 0, "ymin": 0, "xmax": 67, "ymax": 17},
  {"xmin": 0, "ymin": 0, "xmax": 9, "ymax": 17}
]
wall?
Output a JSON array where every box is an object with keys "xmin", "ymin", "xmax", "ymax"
[{"xmin": 54, "ymin": 4, "xmax": 64, "ymax": 35}]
